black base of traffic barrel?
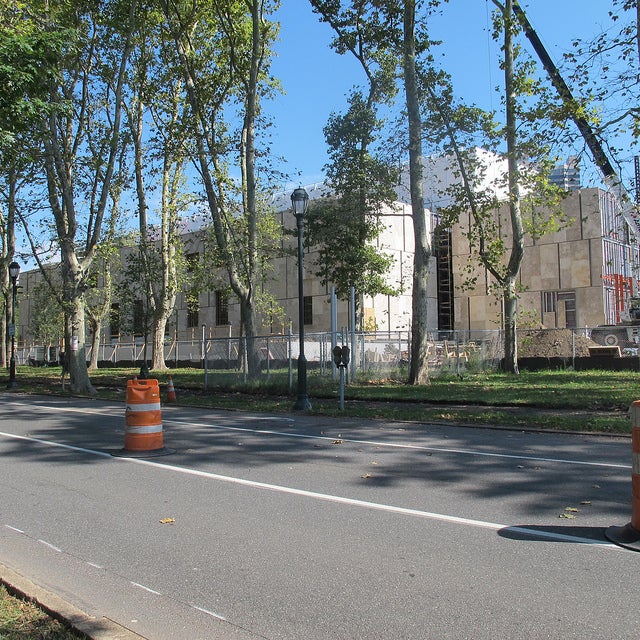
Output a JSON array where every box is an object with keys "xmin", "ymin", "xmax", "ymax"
[
  {"xmin": 111, "ymin": 447, "xmax": 176, "ymax": 459},
  {"xmin": 605, "ymin": 523, "xmax": 640, "ymax": 551}
]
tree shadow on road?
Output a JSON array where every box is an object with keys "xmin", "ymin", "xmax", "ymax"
[
  {"xmin": 0, "ymin": 396, "xmax": 633, "ymax": 526},
  {"xmin": 498, "ymin": 524, "xmax": 611, "ymax": 544}
]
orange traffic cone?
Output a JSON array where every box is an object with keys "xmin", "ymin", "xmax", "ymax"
[{"xmin": 166, "ymin": 375, "xmax": 177, "ymax": 403}]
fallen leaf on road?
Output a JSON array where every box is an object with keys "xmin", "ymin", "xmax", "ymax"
[
  {"xmin": 580, "ymin": 500, "xmax": 591, "ymax": 505},
  {"xmin": 332, "ymin": 439, "xmax": 344, "ymax": 445},
  {"xmin": 361, "ymin": 473, "xmax": 372, "ymax": 479},
  {"xmin": 559, "ymin": 513, "xmax": 576, "ymax": 519},
  {"xmin": 160, "ymin": 518, "xmax": 175, "ymax": 524},
  {"xmin": 564, "ymin": 507, "xmax": 579, "ymax": 513}
]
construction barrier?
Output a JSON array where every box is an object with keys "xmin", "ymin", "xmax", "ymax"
[
  {"xmin": 166, "ymin": 375, "xmax": 176, "ymax": 403},
  {"xmin": 605, "ymin": 400, "xmax": 640, "ymax": 551},
  {"xmin": 124, "ymin": 378, "xmax": 164, "ymax": 452}
]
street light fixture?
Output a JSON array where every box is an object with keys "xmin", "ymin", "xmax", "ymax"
[
  {"xmin": 7, "ymin": 260, "xmax": 20, "ymax": 390},
  {"xmin": 291, "ymin": 187, "xmax": 311, "ymax": 410}
]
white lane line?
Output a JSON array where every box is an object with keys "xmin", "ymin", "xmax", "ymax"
[
  {"xmin": 191, "ymin": 605, "xmax": 227, "ymax": 621},
  {"xmin": 0, "ymin": 430, "xmax": 113, "ymax": 458},
  {"xmin": 0, "ymin": 400, "xmax": 291, "ymax": 423},
  {"xmin": 0, "ymin": 401, "xmax": 630, "ymax": 469},
  {"xmin": 166, "ymin": 419, "xmax": 631, "ymax": 470},
  {"xmin": 131, "ymin": 581, "xmax": 162, "ymax": 596},
  {"xmin": 38, "ymin": 539, "xmax": 62, "ymax": 553},
  {"xmin": 0, "ymin": 430, "xmax": 622, "ymax": 550},
  {"xmin": 4, "ymin": 516, "xmax": 194, "ymax": 612},
  {"xmin": 4, "ymin": 524, "xmax": 24, "ymax": 534}
]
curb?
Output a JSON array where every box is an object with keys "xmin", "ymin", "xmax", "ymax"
[{"xmin": 0, "ymin": 562, "xmax": 148, "ymax": 640}]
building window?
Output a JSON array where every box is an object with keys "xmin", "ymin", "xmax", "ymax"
[
  {"xmin": 542, "ymin": 290, "xmax": 576, "ymax": 328},
  {"xmin": 303, "ymin": 295, "xmax": 313, "ymax": 325},
  {"xmin": 187, "ymin": 295, "xmax": 199, "ymax": 328},
  {"xmin": 543, "ymin": 291, "xmax": 557, "ymax": 314},
  {"xmin": 558, "ymin": 291, "xmax": 577, "ymax": 328},
  {"xmin": 110, "ymin": 303, "xmax": 120, "ymax": 338},
  {"xmin": 216, "ymin": 290, "xmax": 229, "ymax": 326}
]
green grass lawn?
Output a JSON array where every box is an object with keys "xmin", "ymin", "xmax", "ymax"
[
  {"xmin": 5, "ymin": 365, "xmax": 637, "ymax": 434},
  {"xmin": 0, "ymin": 584, "xmax": 84, "ymax": 640}
]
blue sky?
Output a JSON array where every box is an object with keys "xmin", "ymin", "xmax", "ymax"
[{"xmin": 267, "ymin": 1, "xmax": 623, "ymax": 189}]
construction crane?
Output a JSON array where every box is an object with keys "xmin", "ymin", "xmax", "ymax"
[{"xmin": 513, "ymin": 1, "xmax": 640, "ymax": 247}]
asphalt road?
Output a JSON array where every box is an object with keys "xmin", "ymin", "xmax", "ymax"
[{"xmin": 0, "ymin": 393, "xmax": 638, "ymax": 639}]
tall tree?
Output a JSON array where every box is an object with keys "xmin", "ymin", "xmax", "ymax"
[
  {"xmin": 311, "ymin": 0, "xmax": 438, "ymax": 384},
  {"xmin": 33, "ymin": 0, "xmax": 137, "ymax": 393},
  {"xmin": 402, "ymin": 0, "xmax": 432, "ymax": 384},
  {"xmin": 124, "ymin": 10, "xmax": 190, "ymax": 371},
  {"xmin": 304, "ymin": 2, "xmax": 399, "ymax": 307},
  {"xmin": 160, "ymin": 0, "xmax": 281, "ymax": 377},
  {"xmin": 495, "ymin": 0, "xmax": 523, "ymax": 373},
  {"xmin": 434, "ymin": 1, "xmax": 566, "ymax": 372},
  {"xmin": 0, "ymin": 0, "xmax": 70, "ymax": 369}
]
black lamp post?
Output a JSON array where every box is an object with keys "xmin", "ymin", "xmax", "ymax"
[
  {"xmin": 7, "ymin": 261, "xmax": 20, "ymax": 390},
  {"xmin": 291, "ymin": 187, "xmax": 311, "ymax": 410}
]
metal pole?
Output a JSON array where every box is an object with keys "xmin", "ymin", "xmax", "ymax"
[
  {"xmin": 349, "ymin": 286, "xmax": 356, "ymax": 382},
  {"xmin": 201, "ymin": 324, "xmax": 206, "ymax": 368},
  {"xmin": 288, "ymin": 322, "xmax": 293, "ymax": 392},
  {"xmin": 330, "ymin": 287, "xmax": 338, "ymax": 380},
  {"xmin": 294, "ymin": 211, "xmax": 311, "ymax": 410}
]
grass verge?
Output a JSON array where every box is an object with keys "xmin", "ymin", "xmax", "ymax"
[
  {"xmin": 3, "ymin": 366, "xmax": 635, "ymax": 434},
  {"xmin": 0, "ymin": 584, "xmax": 84, "ymax": 639}
]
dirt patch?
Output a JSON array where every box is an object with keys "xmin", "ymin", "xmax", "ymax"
[{"xmin": 518, "ymin": 328, "xmax": 594, "ymax": 358}]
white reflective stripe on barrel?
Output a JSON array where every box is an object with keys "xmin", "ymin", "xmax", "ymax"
[
  {"xmin": 632, "ymin": 402, "xmax": 640, "ymax": 426},
  {"xmin": 634, "ymin": 453, "xmax": 640, "ymax": 475},
  {"xmin": 125, "ymin": 423, "xmax": 163, "ymax": 434},
  {"xmin": 126, "ymin": 403, "xmax": 161, "ymax": 412}
]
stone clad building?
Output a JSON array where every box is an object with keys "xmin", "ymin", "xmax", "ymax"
[
  {"xmin": 14, "ymin": 189, "xmax": 422, "ymax": 349},
  {"xmin": 450, "ymin": 188, "xmax": 639, "ymax": 333},
  {"xmin": 12, "ymin": 157, "xmax": 639, "ymax": 352}
]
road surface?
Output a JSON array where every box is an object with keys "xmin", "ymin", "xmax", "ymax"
[{"xmin": 0, "ymin": 394, "xmax": 637, "ymax": 639}]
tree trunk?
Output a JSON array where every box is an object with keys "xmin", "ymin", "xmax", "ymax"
[
  {"xmin": 241, "ymin": 297, "xmax": 261, "ymax": 376},
  {"xmin": 502, "ymin": 0, "xmax": 524, "ymax": 374},
  {"xmin": 503, "ymin": 279, "xmax": 519, "ymax": 374},
  {"xmin": 3, "ymin": 168, "xmax": 17, "ymax": 369},
  {"xmin": 403, "ymin": 1, "xmax": 431, "ymax": 385},
  {"xmin": 62, "ymin": 268, "xmax": 95, "ymax": 395},
  {"xmin": 151, "ymin": 316, "xmax": 169, "ymax": 371},
  {"xmin": 161, "ymin": 0, "xmax": 271, "ymax": 380}
]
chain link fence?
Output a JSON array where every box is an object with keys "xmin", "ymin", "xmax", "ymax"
[{"xmin": 14, "ymin": 326, "xmax": 640, "ymax": 382}]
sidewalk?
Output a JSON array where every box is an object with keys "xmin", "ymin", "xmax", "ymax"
[{"xmin": 1, "ymin": 562, "xmax": 147, "ymax": 640}]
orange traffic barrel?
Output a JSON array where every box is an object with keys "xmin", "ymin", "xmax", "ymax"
[
  {"xmin": 605, "ymin": 399, "xmax": 640, "ymax": 551},
  {"xmin": 124, "ymin": 378, "xmax": 164, "ymax": 452}
]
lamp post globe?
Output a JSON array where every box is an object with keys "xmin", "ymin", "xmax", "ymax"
[
  {"xmin": 7, "ymin": 261, "xmax": 20, "ymax": 390},
  {"xmin": 291, "ymin": 188, "xmax": 311, "ymax": 410}
]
